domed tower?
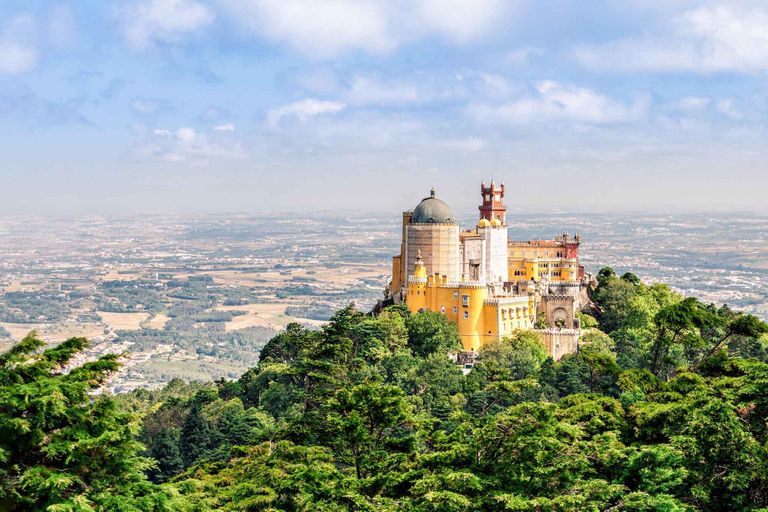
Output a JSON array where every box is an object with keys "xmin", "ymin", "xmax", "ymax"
[{"xmin": 404, "ymin": 188, "xmax": 460, "ymax": 284}]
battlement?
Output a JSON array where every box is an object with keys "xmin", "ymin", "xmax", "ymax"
[
  {"xmin": 548, "ymin": 282, "xmax": 583, "ymax": 288},
  {"xmin": 544, "ymin": 294, "xmax": 574, "ymax": 302},
  {"xmin": 534, "ymin": 328, "xmax": 581, "ymax": 336},
  {"xmin": 484, "ymin": 296, "xmax": 529, "ymax": 306}
]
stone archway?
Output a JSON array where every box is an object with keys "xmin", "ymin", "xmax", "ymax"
[{"xmin": 552, "ymin": 307, "xmax": 568, "ymax": 328}]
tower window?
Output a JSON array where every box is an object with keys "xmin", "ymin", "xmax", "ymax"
[
  {"xmin": 453, "ymin": 290, "xmax": 458, "ymax": 299},
  {"xmin": 462, "ymin": 294, "xmax": 469, "ymax": 307},
  {"xmin": 464, "ymin": 311, "xmax": 469, "ymax": 319},
  {"xmin": 441, "ymin": 306, "xmax": 446, "ymax": 314},
  {"xmin": 453, "ymin": 306, "xmax": 457, "ymax": 314}
]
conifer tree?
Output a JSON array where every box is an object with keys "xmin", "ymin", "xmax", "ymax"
[
  {"xmin": 148, "ymin": 428, "xmax": 183, "ymax": 483},
  {"xmin": 179, "ymin": 401, "xmax": 211, "ymax": 468},
  {"xmin": 0, "ymin": 333, "xmax": 170, "ymax": 510}
]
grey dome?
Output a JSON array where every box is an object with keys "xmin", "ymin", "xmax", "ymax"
[{"xmin": 411, "ymin": 189, "xmax": 455, "ymax": 224}]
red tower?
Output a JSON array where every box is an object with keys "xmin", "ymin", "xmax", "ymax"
[{"xmin": 479, "ymin": 180, "xmax": 506, "ymax": 224}]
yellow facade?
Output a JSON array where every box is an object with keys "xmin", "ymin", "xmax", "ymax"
[
  {"xmin": 507, "ymin": 240, "xmax": 579, "ymax": 283},
  {"xmin": 405, "ymin": 267, "xmax": 533, "ymax": 351},
  {"xmin": 508, "ymin": 256, "xmax": 579, "ymax": 282}
]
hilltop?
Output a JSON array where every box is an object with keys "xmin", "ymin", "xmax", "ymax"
[{"xmin": 3, "ymin": 268, "xmax": 768, "ymax": 510}]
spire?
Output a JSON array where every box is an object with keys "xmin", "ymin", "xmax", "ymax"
[{"xmin": 430, "ymin": 188, "xmax": 435, "ymax": 198}]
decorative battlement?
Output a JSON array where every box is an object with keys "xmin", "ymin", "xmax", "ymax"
[
  {"xmin": 544, "ymin": 294, "xmax": 574, "ymax": 302},
  {"xmin": 548, "ymin": 282, "xmax": 583, "ymax": 288},
  {"xmin": 534, "ymin": 328, "xmax": 581, "ymax": 336},
  {"xmin": 509, "ymin": 240, "xmax": 563, "ymax": 246},
  {"xmin": 484, "ymin": 296, "xmax": 529, "ymax": 306}
]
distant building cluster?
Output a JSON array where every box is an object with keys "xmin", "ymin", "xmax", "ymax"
[{"xmin": 386, "ymin": 181, "xmax": 591, "ymax": 359}]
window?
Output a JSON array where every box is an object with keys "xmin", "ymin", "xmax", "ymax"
[
  {"xmin": 462, "ymin": 294, "xmax": 469, "ymax": 307},
  {"xmin": 463, "ymin": 311, "xmax": 469, "ymax": 319},
  {"xmin": 453, "ymin": 290, "xmax": 458, "ymax": 299},
  {"xmin": 453, "ymin": 306, "xmax": 457, "ymax": 314},
  {"xmin": 441, "ymin": 306, "xmax": 446, "ymax": 314}
]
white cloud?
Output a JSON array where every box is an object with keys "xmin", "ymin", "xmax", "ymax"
[
  {"xmin": 478, "ymin": 73, "xmax": 517, "ymax": 99},
  {"xmin": 574, "ymin": 6, "xmax": 768, "ymax": 73},
  {"xmin": 216, "ymin": 0, "xmax": 513, "ymax": 58},
  {"xmin": 214, "ymin": 123, "xmax": 235, "ymax": 131},
  {"xmin": 266, "ymin": 98, "xmax": 346, "ymax": 127},
  {"xmin": 137, "ymin": 124, "xmax": 245, "ymax": 163},
  {"xmin": 0, "ymin": 42, "xmax": 38, "ymax": 74},
  {"xmin": 116, "ymin": 0, "xmax": 215, "ymax": 50},
  {"xmin": 217, "ymin": 0, "xmax": 394, "ymax": 58},
  {"xmin": 446, "ymin": 137, "xmax": 487, "ymax": 152},
  {"xmin": 0, "ymin": 14, "xmax": 39, "ymax": 74},
  {"xmin": 343, "ymin": 75, "xmax": 423, "ymax": 106},
  {"xmin": 716, "ymin": 99, "xmax": 742, "ymax": 119},
  {"xmin": 665, "ymin": 96, "xmax": 711, "ymax": 112},
  {"xmin": 468, "ymin": 80, "xmax": 649, "ymax": 125},
  {"xmin": 411, "ymin": 0, "xmax": 506, "ymax": 43},
  {"xmin": 507, "ymin": 46, "xmax": 545, "ymax": 65}
]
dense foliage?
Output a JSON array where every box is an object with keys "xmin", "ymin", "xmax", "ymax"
[
  {"xmin": 4, "ymin": 268, "xmax": 768, "ymax": 510},
  {"xmin": 0, "ymin": 334, "xmax": 172, "ymax": 510}
]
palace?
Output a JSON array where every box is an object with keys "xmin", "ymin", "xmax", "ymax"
[{"xmin": 386, "ymin": 181, "xmax": 590, "ymax": 360}]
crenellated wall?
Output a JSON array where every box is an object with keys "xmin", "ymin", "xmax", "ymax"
[{"xmin": 534, "ymin": 329, "xmax": 580, "ymax": 360}]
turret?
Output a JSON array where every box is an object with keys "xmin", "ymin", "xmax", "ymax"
[
  {"xmin": 413, "ymin": 250, "xmax": 427, "ymax": 278},
  {"xmin": 479, "ymin": 179, "xmax": 507, "ymax": 225}
]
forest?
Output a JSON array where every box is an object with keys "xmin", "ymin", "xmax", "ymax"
[{"xmin": 3, "ymin": 267, "xmax": 768, "ymax": 511}]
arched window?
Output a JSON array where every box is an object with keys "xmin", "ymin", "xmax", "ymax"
[
  {"xmin": 463, "ymin": 311, "xmax": 469, "ymax": 319},
  {"xmin": 441, "ymin": 306, "xmax": 446, "ymax": 314},
  {"xmin": 453, "ymin": 306, "xmax": 457, "ymax": 314}
]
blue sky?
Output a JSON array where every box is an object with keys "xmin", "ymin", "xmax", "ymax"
[{"xmin": 1, "ymin": 0, "xmax": 768, "ymax": 214}]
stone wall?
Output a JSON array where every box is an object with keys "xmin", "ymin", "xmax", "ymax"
[
  {"xmin": 535, "ymin": 328, "xmax": 580, "ymax": 360},
  {"xmin": 405, "ymin": 224, "xmax": 460, "ymax": 282}
]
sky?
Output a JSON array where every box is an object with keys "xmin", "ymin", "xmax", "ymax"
[{"xmin": 1, "ymin": 0, "xmax": 768, "ymax": 215}]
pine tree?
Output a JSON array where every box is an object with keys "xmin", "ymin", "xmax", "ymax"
[
  {"xmin": 148, "ymin": 428, "xmax": 183, "ymax": 483},
  {"xmin": 179, "ymin": 401, "xmax": 211, "ymax": 468},
  {"xmin": 0, "ymin": 334, "xmax": 171, "ymax": 510}
]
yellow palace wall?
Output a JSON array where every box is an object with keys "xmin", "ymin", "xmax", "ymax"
[
  {"xmin": 508, "ymin": 258, "xmax": 579, "ymax": 282},
  {"xmin": 405, "ymin": 276, "xmax": 533, "ymax": 351}
]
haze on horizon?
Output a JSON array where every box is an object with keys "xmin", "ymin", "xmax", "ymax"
[{"xmin": 2, "ymin": 0, "xmax": 768, "ymax": 215}]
